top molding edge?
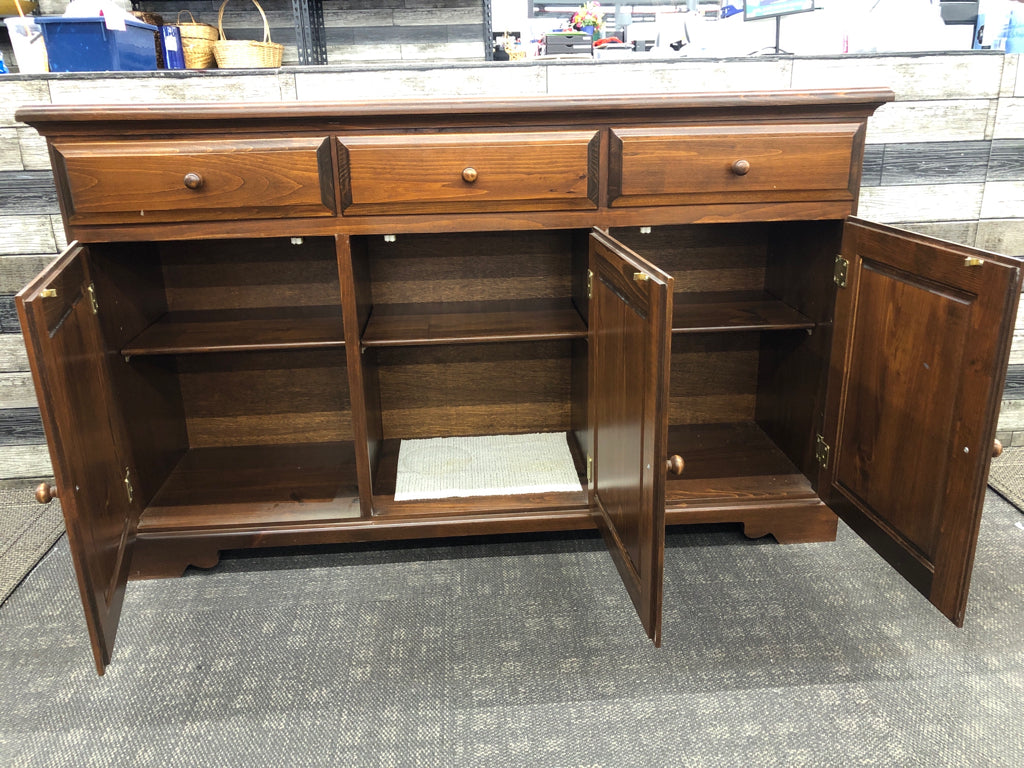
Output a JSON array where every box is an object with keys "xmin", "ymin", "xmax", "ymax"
[{"xmin": 15, "ymin": 88, "xmax": 896, "ymax": 129}]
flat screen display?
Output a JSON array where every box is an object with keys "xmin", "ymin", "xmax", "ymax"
[{"xmin": 744, "ymin": 0, "xmax": 815, "ymax": 21}]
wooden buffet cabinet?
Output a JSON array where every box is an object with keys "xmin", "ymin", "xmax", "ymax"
[{"xmin": 15, "ymin": 90, "xmax": 1022, "ymax": 675}]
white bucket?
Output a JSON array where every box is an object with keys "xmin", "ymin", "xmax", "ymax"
[{"xmin": 4, "ymin": 17, "xmax": 49, "ymax": 73}]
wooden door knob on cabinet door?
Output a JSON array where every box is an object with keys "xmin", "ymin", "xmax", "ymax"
[
  {"xmin": 731, "ymin": 159, "xmax": 751, "ymax": 176},
  {"xmin": 993, "ymin": 439, "xmax": 1003, "ymax": 458},
  {"xmin": 183, "ymin": 172, "xmax": 204, "ymax": 190},
  {"xmin": 35, "ymin": 482, "xmax": 58, "ymax": 504},
  {"xmin": 666, "ymin": 455, "xmax": 685, "ymax": 475},
  {"xmin": 461, "ymin": 167, "xmax": 478, "ymax": 183}
]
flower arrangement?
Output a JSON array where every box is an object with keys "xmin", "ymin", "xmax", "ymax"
[{"xmin": 571, "ymin": 2, "xmax": 604, "ymax": 32}]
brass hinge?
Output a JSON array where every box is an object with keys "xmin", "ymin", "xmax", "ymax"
[
  {"xmin": 815, "ymin": 435, "xmax": 831, "ymax": 470},
  {"xmin": 586, "ymin": 453, "xmax": 593, "ymax": 483},
  {"xmin": 40, "ymin": 288, "xmax": 57, "ymax": 299},
  {"xmin": 834, "ymin": 256, "xmax": 849, "ymax": 288},
  {"xmin": 633, "ymin": 272, "xmax": 650, "ymax": 283},
  {"xmin": 964, "ymin": 256, "xmax": 984, "ymax": 267},
  {"xmin": 587, "ymin": 269, "xmax": 593, "ymax": 299},
  {"xmin": 123, "ymin": 467, "xmax": 134, "ymax": 504},
  {"xmin": 87, "ymin": 283, "xmax": 99, "ymax": 315}
]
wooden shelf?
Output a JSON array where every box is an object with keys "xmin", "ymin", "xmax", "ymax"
[
  {"xmin": 665, "ymin": 422, "xmax": 816, "ymax": 506},
  {"xmin": 672, "ymin": 291, "xmax": 813, "ymax": 334},
  {"xmin": 361, "ymin": 299, "xmax": 587, "ymax": 347},
  {"xmin": 140, "ymin": 441, "xmax": 361, "ymax": 532},
  {"xmin": 123, "ymin": 306, "xmax": 345, "ymax": 356}
]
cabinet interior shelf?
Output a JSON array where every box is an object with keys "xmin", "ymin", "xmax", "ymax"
[
  {"xmin": 665, "ymin": 421, "xmax": 817, "ymax": 506},
  {"xmin": 139, "ymin": 441, "xmax": 361, "ymax": 532},
  {"xmin": 122, "ymin": 306, "xmax": 345, "ymax": 356},
  {"xmin": 361, "ymin": 299, "xmax": 587, "ymax": 347},
  {"xmin": 671, "ymin": 292, "xmax": 814, "ymax": 334}
]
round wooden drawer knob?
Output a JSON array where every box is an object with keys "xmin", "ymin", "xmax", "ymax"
[
  {"xmin": 183, "ymin": 172, "xmax": 204, "ymax": 190},
  {"xmin": 35, "ymin": 482, "xmax": 58, "ymax": 504},
  {"xmin": 731, "ymin": 159, "xmax": 751, "ymax": 176},
  {"xmin": 462, "ymin": 167, "xmax": 478, "ymax": 183},
  {"xmin": 666, "ymin": 455, "xmax": 685, "ymax": 475},
  {"xmin": 993, "ymin": 439, "xmax": 1003, "ymax": 458}
]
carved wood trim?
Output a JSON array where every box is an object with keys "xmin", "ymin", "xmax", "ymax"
[
  {"xmin": 848, "ymin": 122, "xmax": 867, "ymax": 208},
  {"xmin": 50, "ymin": 146, "xmax": 75, "ymax": 221},
  {"xmin": 587, "ymin": 131, "xmax": 600, "ymax": 208},
  {"xmin": 336, "ymin": 138, "xmax": 353, "ymax": 213},
  {"xmin": 317, "ymin": 137, "xmax": 336, "ymax": 214},
  {"xmin": 607, "ymin": 129, "xmax": 624, "ymax": 207}
]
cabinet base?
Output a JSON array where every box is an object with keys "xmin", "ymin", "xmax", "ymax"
[
  {"xmin": 666, "ymin": 501, "xmax": 838, "ymax": 544},
  {"xmin": 130, "ymin": 538, "xmax": 222, "ymax": 580},
  {"xmin": 129, "ymin": 499, "xmax": 837, "ymax": 580}
]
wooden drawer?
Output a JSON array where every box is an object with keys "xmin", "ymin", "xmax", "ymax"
[
  {"xmin": 53, "ymin": 137, "xmax": 336, "ymax": 225},
  {"xmin": 337, "ymin": 131, "xmax": 600, "ymax": 215},
  {"xmin": 608, "ymin": 123, "xmax": 862, "ymax": 208}
]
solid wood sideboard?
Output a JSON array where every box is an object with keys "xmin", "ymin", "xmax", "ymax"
[{"xmin": 15, "ymin": 91, "xmax": 1022, "ymax": 675}]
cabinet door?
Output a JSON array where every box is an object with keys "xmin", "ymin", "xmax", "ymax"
[
  {"xmin": 822, "ymin": 218, "xmax": 1022, "ymax": 626},
  {"xmin": 588, "ymin": 230, "xmax": 674, "ymax": 644},
  {"xmin": 16, "ymin": 244, "xmax": 138, "ymax": 674}
]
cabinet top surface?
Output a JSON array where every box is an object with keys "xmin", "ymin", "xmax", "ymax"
[{"xmin": 16, "ymin": 88, "xmax": 895, "ymax": 130}]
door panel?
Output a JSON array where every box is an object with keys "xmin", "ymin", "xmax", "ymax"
[
  {"xmin": 588, "ymin": 230, "xmax": 673, "ymax": 644},
  {"xmin": 16, "ymin": 244, "xmax": 137, "ymax": 674},
  {"xmin": 823, "ymin": 218, "xmax": 1022, "ymax": 625}
]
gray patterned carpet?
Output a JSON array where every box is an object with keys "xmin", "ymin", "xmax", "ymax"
[
  {"xmin": 1, "ymin": 492, "xmax": 1023, "ymax": 767},
  {"xmin": 989, "ymin": 447, "xmax": 1024, "ymax": 512},
  {"xmin": 0, "ymin": 489, "xmax": 64, "ymax": 606}
]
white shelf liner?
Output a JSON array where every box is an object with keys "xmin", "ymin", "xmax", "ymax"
[{"xmin": 393, "ymin": 432, "xmax": 582, "ymax": 502}]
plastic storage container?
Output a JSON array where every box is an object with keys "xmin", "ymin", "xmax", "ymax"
[
  {"xmin": 34, "ymin": 17, "xmax": 158, "ymax": 72},
  {"xmin": 4, "ymin": 17, "xmax": 50, "ymax": 73}
]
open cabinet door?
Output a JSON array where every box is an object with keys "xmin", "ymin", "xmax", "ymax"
[
  {"xmin": 16, "ymin": 244, "xmax": 138, "ymax": 674},
  {"xmin": 822, "ymin": 218, "xmax": 1022, "ymax": 626},
  {"xmin": 588, "ymin": 230, "xmax": 674, "ymax": 645}
]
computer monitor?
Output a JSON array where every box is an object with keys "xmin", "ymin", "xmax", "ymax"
[{"xmin": 744, "ymin": 0, "xmax": 815, "ymax": 21}]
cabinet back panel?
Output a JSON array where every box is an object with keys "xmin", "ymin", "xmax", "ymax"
[
  {"xmin": 159, "ymin": 238, "xmax": 341, "ymax": 312},
  {"xmin": 176, "ymin": 350, "xmax": 352, "ymax": 447},
  {"xmin": 669, "ymin": 334, "xmax": 759, "ymax": 425},
  {"xmin": 610, "ymin": 225, "xmax": 769, "ymax": 294},
  {"xmin": 365, "ymin": 231, "xmax": 575, "ymax": 305},
  {"xmin": 376, "ymin": 341, "xmax": 573, "ymax": 439}
]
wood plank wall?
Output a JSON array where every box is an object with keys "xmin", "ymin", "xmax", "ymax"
[{"xmin": 1, "ymin": 52, "xmax": 1022, "ymax": 482}]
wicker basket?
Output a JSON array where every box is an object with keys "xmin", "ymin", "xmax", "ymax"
[
  {"xmin": 212, "ymin": 0, "xmax": 283, "ymax": 69},
  {"xmin": 176, "ymin": 11, "xmax": 218, "ymax": 69}
]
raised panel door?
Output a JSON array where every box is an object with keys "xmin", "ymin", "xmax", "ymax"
[
  {"xmin": 588, "ymin": 230, "xmax": 674, "ymax": 644},
  {"xmin": 822, "ymin": 218, "xmax": 1022, "ymax": 625}
]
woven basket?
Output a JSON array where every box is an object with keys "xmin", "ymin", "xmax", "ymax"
[
  {"xmin": 213, "ymin": 0, "xmax": 283, "ymax": 69},
  {"xmin": 176, "ymin": 11, "xmax": 218, "ymax": 69}
]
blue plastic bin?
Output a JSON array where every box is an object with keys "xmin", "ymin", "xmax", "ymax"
[{"xmin": 35, "ymin": 17, "xmax": 158, "ymax": 72}]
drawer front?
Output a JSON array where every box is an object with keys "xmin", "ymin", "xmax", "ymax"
[
  {"xmin": 608, "ymin": 123, "xmax": 862, "ymax": 208},
  {"xmin": 337, "ymin": 131, "xmax": 600, "ymax": 215},
  {"xmin": 54, "ymin": 137, "xmax": 336, "ymax": 224}
]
